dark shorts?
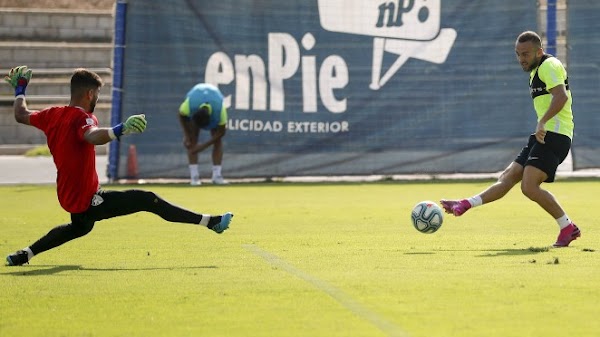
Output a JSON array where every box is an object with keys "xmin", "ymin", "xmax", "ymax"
[
  {"xmin": 514, "ymin": 132, "xmax": 571, "ymax": 182},
  {"xmin": 71, "ymin": 189, "xmax": 139, "ymax": 225}
]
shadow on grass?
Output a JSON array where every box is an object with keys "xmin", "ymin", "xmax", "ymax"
[
  {"xmin": 1, "ymin": 264, "xmax": 218, "ymax": 276},
  {"xmin": 475, "ymin": 246, "xmax": 551, "ymax": 257},
  {"xmin": 416, "ymin": 246, "xmax": 553, "ymax": 257}
]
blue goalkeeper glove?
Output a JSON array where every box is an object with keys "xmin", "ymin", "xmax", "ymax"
[
  {"xmin": 4, "ymin": 65, "xmax": 32, "ymax": 96},
  {"xmin": 111, "ymin": 114, "xmax": 147, "ymax": 140}
]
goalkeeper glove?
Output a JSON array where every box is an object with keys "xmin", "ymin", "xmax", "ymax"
[
  {"xmin": 123, "ymin": 114, "xmax": 147, "ymax": 134},
  {"xmin": 110, "ymin": 114, "xmax": 147, "ymax": 140},
  {"xmin": 4, "ymin": 65, "xmax": 33, "ymax": 97}
]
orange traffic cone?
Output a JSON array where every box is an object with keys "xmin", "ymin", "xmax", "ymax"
[{"xmin": 126, "ymin": 144, "xmax": 138, "ymax": 179}]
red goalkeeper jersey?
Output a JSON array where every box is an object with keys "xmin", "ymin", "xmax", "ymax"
[{"xmin": 30, "ymin": 106, "xmax": 100, "ymax": 213}]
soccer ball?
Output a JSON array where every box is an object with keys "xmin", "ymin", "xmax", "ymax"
[{"xmin": 411, "ymin": 201, "xmax": 444, "ymax": 234}]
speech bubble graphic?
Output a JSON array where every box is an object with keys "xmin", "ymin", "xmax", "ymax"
[
  {"xmin": 370, "ymin": 28, "xmax": 457, "ymax": 89},
  {"xmin": 317, "ymin": 0, "xmax": 456, "ymax": 90},
  {"xmin": 318, "ymin": 0, "xmax": 441, "ymax": 41}
]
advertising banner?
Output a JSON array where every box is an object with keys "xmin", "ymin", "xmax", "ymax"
[{"xmin": 119, "ymin": 0, "xmax": 537, "ymax": 178}]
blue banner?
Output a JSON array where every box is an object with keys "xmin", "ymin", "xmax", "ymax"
[
  {"xmin": 568, "ymin": 0, "xmax": 600, "ymax": 170},
  {"xmin": 118, "ymin": 0, "xmax": 538, "ymax": 178}
]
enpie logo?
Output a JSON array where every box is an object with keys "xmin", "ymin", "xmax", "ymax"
[{"xmin": 318, "ymin": 0, "xmax": 456, "ymax": 90}]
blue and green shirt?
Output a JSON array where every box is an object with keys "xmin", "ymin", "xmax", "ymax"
[{"xmin": 179, "ymin": 83, "xmax": 227, "ymax": 130}]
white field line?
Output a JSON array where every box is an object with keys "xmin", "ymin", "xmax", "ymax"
[{"xmin": 243, "ymin": 244, "xmax": 411, "ymax": 337}]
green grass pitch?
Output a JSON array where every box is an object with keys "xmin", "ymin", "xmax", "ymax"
[{"xmin": 1, "ymin": 181, "xmax": 599, "ymax": 337}]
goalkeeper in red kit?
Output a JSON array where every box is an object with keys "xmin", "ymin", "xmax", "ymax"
[{"xmin": 4, "ymin": 66, "xmax": 233, "ymax": 266}]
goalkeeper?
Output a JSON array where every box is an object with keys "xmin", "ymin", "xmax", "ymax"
[{"xmin": 4, "ymin": 66, "xmax": 233, "ymax": 266}]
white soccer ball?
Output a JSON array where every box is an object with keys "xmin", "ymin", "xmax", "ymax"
[{"xmin": 411, "ymin": 201, "xmax": 444, "ymax": 234}]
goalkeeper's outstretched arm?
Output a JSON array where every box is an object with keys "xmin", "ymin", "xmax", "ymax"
[{"xmin": 84, "ymin": 114, "xmax": 147, "ymax": 145}]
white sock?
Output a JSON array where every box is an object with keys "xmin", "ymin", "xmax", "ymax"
[
  {"xmin": 24, "ymin": 247, "xmax": 34, "ymax": 261},
  {"xmin": 556, "ymin": 214, "xmax": 571, "ymax": 229},
  {"xmin": 199, "ymin": 214, "xmax": 211, "ymax": 227},
  {"xmin": 189, "ymin": 164, "xmax": 199, "ymax": 180},
  {"xmin": 467, "ymin": 195, "xmax": 483, "ymax": 207},
  {"xmin": 212, "ymin": 165, "xmax": 222, "ymax": 178}
]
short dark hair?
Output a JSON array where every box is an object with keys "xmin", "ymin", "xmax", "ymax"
[
  {"xmin": 70, "ymin": 68, "xmax": 103, "ymax": 97},
  {"xmin": 192, "ymin": 105, "xmax": 211, "ymax": 128},
  {"xmin": 516, "ymin": 31, "xmax": 542, "ymax": 49}
]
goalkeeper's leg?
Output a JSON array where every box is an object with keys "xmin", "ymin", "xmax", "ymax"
[
  {"xmin": 86, "ymin": 189, "xmax": 231, "ymax": 232},
  {"xmin": 8, "ymin": 215, "xmax": 96, "ymax": 265},
  {"xmin": 6, "ymin": 189, "xmax": 233, "ymax": 266}
]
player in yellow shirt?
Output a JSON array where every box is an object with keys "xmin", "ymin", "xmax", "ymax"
[{"xmin": 440, "ymin": 31, "xmax": 579, "ymax": 247}]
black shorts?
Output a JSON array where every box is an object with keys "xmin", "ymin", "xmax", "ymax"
[{"xmin": 514, "ymin": 132, "xmax": 571, "ymax": 182}]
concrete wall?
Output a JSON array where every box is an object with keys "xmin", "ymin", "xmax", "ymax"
[
  {"xmin": 0, "ymin": 8, "xmax": 113, "ymax": 42},
  {"xmin": 0, "ymin": 8, "xmax": 114, "ymax": 151}
]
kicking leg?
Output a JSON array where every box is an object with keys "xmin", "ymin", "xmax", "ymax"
[{"xmin": 441, "ymin": 162, "xmax": 523, "ymax": 216}]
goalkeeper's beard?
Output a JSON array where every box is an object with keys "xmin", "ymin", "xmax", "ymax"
[{"xmin": 90, "ymin": 98, "xmax": 97, "ymax": 113}]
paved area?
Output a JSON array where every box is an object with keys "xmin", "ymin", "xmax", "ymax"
[
  {"xmin": 0, "ymin": 154, "xmax": 598, "ymax": 185},
  {"xmin": 0, "ymin": 155, "xmax": 108, "ymax": 184}
]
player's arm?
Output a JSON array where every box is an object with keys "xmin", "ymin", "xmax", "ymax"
[
  {"xmin": 541, "ymin": 84, "xmax": 568, "ymax": 123},
  {"xmin": 179, "ymin": 113, "xmax": 194, "ymax": 136},
  {"xmin": 535, "ymin": 61, "xmax": 569, "ymax": 143},
  {"xmin": 535, "ymin": 84, "xmax": 568, "ymax": 144},
  {"xmin": 13, "ymin": 96, "xmax": 38, "ymax": 125},
  {"xmin": 84, "ymin": 114, "xmax": 147, "ymax": 145},
  {"xmin": 178, "ymin": 113, "xmax": 199, "ymax": 150},
  {"xmin": 83, "ymin": 127, "xmax": 117, "ymax": 145},
  {"xmin": 188, "ymin": 125, "xmax": 226, "ymax": 155}
]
